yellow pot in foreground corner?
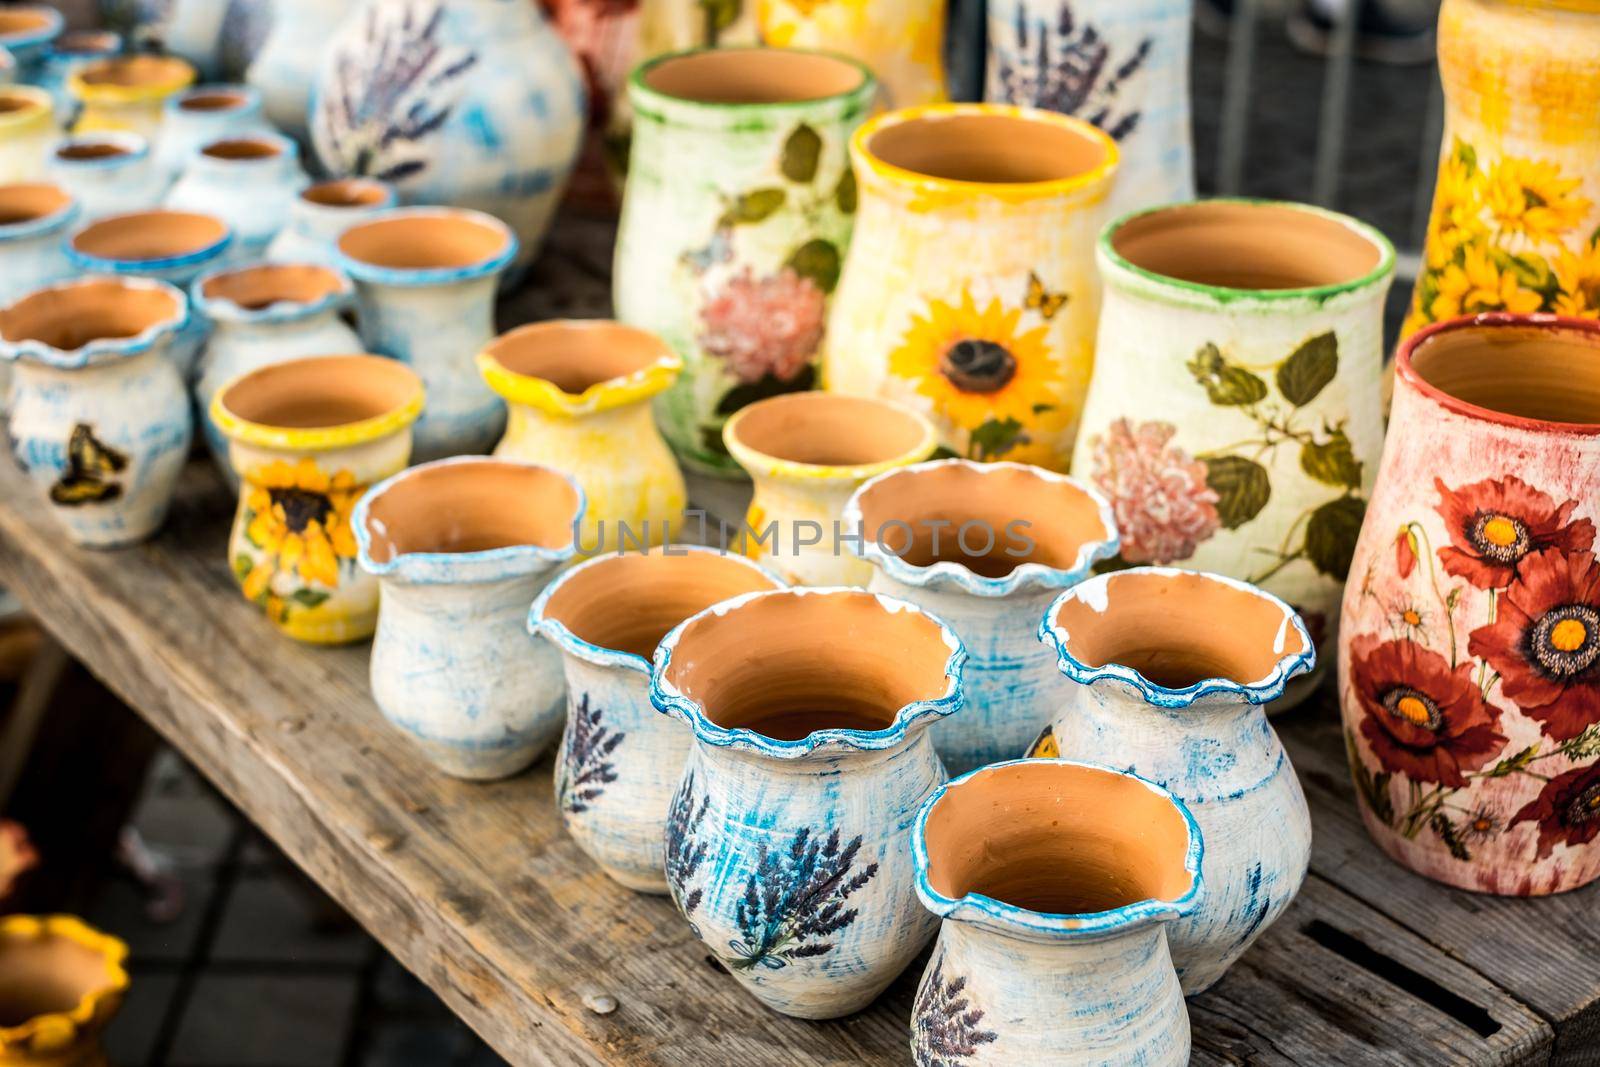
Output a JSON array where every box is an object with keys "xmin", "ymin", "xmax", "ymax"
[{"xmin": 0, "ymin": 915, "xmax": 129, "ymax": 1067}]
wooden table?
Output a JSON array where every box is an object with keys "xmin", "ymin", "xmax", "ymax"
[{"xmin": 1, "ymin": 216, "xmax": 1596, "ymax": 1066}]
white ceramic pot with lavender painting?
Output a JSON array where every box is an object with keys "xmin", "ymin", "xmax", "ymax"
[
  {"xmin": 246, "ymin": 0, "xmax": 360, "ymax": 143},
  {"xmin": 1032, "ymin": 567, "xmax": 1315, "ymax": 995},
  {"xmin": 266, "ymin": 179, "xmax": 397, "ymax": 269},
  {"xmin": 165, "ymin": 132, "xmax": 309, "ymax": 257},
  {"xmin": 45, "ymin": 133, "xmax": 165, "ymax": 218},
  {"xmin": 311, "ymin": 0, "xmax": 585, "ymax": 280},
  {"xmin": 0, "ymin": 183, "xmax": 77, "ymax": 306},
  {"xmin": 652, "ymin": 586, "xmax": 965, "ymax": 1018},
  {"xmin": 153, "ymin": 85, "xmax": 268, "ymax": 183},
  {"xmin": 37, "ymin": 31, "xmax": 123, "ymax": 123}
]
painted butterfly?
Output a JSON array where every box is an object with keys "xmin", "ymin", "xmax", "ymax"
[
  {"xmin": 49, "ymin": 424, "xmax": 127, "ymax": 506},
  {"xmin": 1024, "ymin": 271, "xmax": 1069, "ymax": 320}
]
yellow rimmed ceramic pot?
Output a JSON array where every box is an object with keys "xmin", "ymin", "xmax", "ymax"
[
  {"xmin": 0, "ymin": 915, "xmax": 129, "ymax": 1067},
  {"xmin": 211, "ymin": 354, "xmax": 424, "ymax": 645},
  {"xmin": 479, "ymin": 320, "xmax": 686, "ymax": 554},
  {"xmin": 0, "ymin": 87, "xmax": 54, "ymax": 184},
  {"xmin": 68, "ymin": 55, "xmax": 196, "ymax": 140}
]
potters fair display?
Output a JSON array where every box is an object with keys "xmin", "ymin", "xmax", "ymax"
[
  {"xmin": 757, "ymin": 0, "xmax": 949, "ymax": 108},
  {"xmin": 528, "ymin": 547, "xmax": 785, "ymax": 891},
  {"xmin": 1034, "ymin": 567, "xmax": 1314, "ymax": 994},
  {"xmin": 211, "ymin": 354, "xmax": 424, "ymax": 644},
  {"xmin": 165, "ymin": 133, "xmax": 309, "ymax": 257},
  {"xmin": 356, "ymin": 457, "xmax": 584, "ymax": 780},
  {"xmin": 614, "ymin": 47, "xmax": 876, "ymax": 474},
  {"xmin": 0, "ymin": 86, "xmax": 54, "ymax": 183},
  {"xmin": 68, "ymin": 55, "xmax": 196, "ymax": 140},
  {"xmin": 0, "ymin": 7, "xmax": 63, "ymax": 84},
  {"xmin": 265, "ymin": 178, "xmax": 397, "ymax": 268},
  {"xmin": 0, "ymin": 277, "xmax": 192, "ymax": 548},
  {"xmin": 822, "ymin": 104, "xmax": 1118, "ymax": 470},
  {"xmin": 911, "ymin": 759, "xmax": 1201, "ymax": 1066},
  {"xmin": 245, "ymin": 0, "xmax": 358, "ymax": 142},
  {"xmin": 0, "ymin": 915, "xmax": 129, "ymax": 1067},
  {"xmin": 844, "ymin": 459, "xmax": 1119, "ymax": 773},
  {"xmin": 652, "ymin": 586, "xmax": 964, "ymax": 1018},
  {"xmin": 36, "ymin": 30, "xmax": 123, "ymax": 122},
  {"xmin": 44, "ymin": 134, "xmax": 164, "ymax": 218},
  {"xmin": 1341, "ymin": 314, "xmax": 1600, "ymax": 897},
  {"xmin": 0, "ymin": 183, "xmax": 77, "ymax": 305},
  {"xmin": 723, "ymin": 393, "xmax": 938, "ymax": 586},
  {"xmin": 1073, "ymin": 200, "xmax": 1394, "ymax": 704},
  {"xmin": 152, "ymin": 84, "xmax": 268, "ymax": 182}
]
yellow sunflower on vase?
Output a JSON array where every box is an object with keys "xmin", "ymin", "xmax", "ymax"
[
  {"xmin": 1429, "ymin": 244, "xmax": 1544, "ymax": 321},
  {"xmin": 1484, "ymin": 156, "xmax": 1592, "ymax": 246},
  {"xmin": 237, "ymin": 457, "xmax": 361, "ymax": 612},
  {"xmin": 1555, "ymin": 241, "xmax": 1600, "ymax": 319}
]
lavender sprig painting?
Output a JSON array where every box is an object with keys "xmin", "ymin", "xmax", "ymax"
[
  {"xmin": 725, "ymin": 826, "xmax": 879, "ymax": 971},
  {"xmin": 557, "ymin": 693, "xmax": 624, "ymax": 815},
  {"xmin": 991, "ymin": 2, "xmax": 1152, "ymax": 141},
  {"xmin": 912, "ymin": 950, "xmax": 999, "ymax": 1066},
  {"xmin": 665, "ymin": 772, "xmax": 711, "ymax": 915}
]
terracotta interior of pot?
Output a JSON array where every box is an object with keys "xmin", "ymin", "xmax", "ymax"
[
  {"xmin": 0, "ymin": 935, "xmax": 109, "ymax": 1026},
  {"xmin": 664, "ymin": 590, "xmax": 952, "ymax": 739},
  {"xmin": 56, "ymin": 31, "xmax": 119, "ymax": 54},
  {"xmin": 200, "ymin": 264, "xmax": 345, "ymax": 311},
  {"xmin": 0, "ymin": 279, "xmax": 180, "ymax": 351},
  {"xmin": 0, "ymin": 91, "xmax": 42, "ymax": 116},
  {"xmin": 485, "ymin": 322, "xmax": 669, "ymax": 394},
  {"xmin": 868, "ymin": 113, "xmax": 1108, "ymax": 184},
  {"xmin": 72, "ymin": 210, "xmax": 227, "ymax": 262},
  {"xmin": 180, "ymin": 90, "xmax": 248, "ymax": 112},
  {"xmin": 1053, "ymin": 571, "xmax": 1306, "ymax": 689},
  {"xmin": 363, "ymin": 461, "xmax": 580, "ymax": 559},
  {"xmin": 644, "ymin": 49, "xmax": 864, "ymax": 104},
  {"xmin": 922, "ymin": 761, "xmax": 1193, "ymax": 914},
  {"xmin": 0, "ymin": 182, "xmax": 71, "ymax": 225},
  {"xmin": 852, "ymin": 464, "xmax": 1110, "ymax": 579},
  {"xmin": 79, "ymin": 55, "xmax": 190, "ymax": 88},
  {"xmin": 55, "ymin": 140, "xmax": 131, "ymax": 161},
  {"xmin": 542, "ymin": 551, "xmax": 782, "ymax": 660},
  {"xmin": 202, "ymin": 138, "xmax": 281, "ymax": 161},
  {"xmin": 339, "ymin": 214, "xmax": 508, "ymax": 271},
  {"xmin": 0, "ymin": 10, "xmax": 53, "ymax": 37},
  {"xmin": 219, "ymin": 355, "xmax": 419, "ymax": 430},
  {"xmin": 1111, "ymin": 202, "xmax": 1382, "ymax": 290},
  {"xmin": 729, "ymin": 394, "xmax": 928, "ymax": 467},
  {"xmin": 304, "ymin": 179, "xmax": 388, "ymax": 209},
  {"xmin": 1409, "ymin": 323, "xmax": 1600, "ymax": 425}
]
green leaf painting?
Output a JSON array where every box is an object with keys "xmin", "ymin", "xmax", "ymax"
[
  {"xmin": 785, "ymin": 238, "xmax": 841, "ymax": 293},
  {"xmin": 1204, "ymin": 455, "xmax": 1271, "ymax": 529},
  {"xmin": 1188, "ymin": 343, "xmax": 1268, "ymax": 406},
  {"xmin": 1299, "ymin": 426, "xmax": 1362, "ymax": 489},
  {"xmin": 781, "ymin": 124, "xmax": 822, "ymax": 183},
  {"xmin": 835, "ymin": 168, "xmax": 857, "ymax": 214},
  {"xmin": 1305, "ymin": 496, "xmax": 1365, "ymax": 579},
  {"xmin": 1275, "ymin": 331, "xmax": 1338, "ymax": 407},
  {"xmin": 728, "ymin": 188, "xmax": 785, "ymax": 224}
]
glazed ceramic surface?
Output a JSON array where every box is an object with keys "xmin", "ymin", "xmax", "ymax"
[
  {"xmin": 844, "ymin": 459, "xmax": 1119, "ymax": 773},
  {"xmin": 910, "ymin": 759, "xmax": 1202, "ymax": 1066},
  {"xmin": 246, "ymin": 0, "xmax": 359, "ymax": 142},
  {"xmin": 0, "ymin": 7, "xmax": 63, "ymax": 84},
  {"xmin": 165, "ymin": 133, "xmax": 309, "ymax": 258},
  {"xmin": 265, "ymin": 178, "xmax": 396, "ymax": 268},
  {"xmin": 614, "ymin": 48, "xmax": 875, "ymax": 474},
  {"xmin": 0, "ymin": 277, "xmax": 192, "ymax": 548},
  {"xmin": 311, "ymin": 0, "xmax": 585, "ymax": 278},
  {"xmin": 1033, "ymin": 567, "xmax": 1313, "ymax": 994},
  {"xmin": 69, "ymin": 55, "xmax": 196, "ymax": 140},
  {"xmin": 0, "ymin": 86, "xmax": 54, "ymax": 183},
  {"xmin": 479, "ymin": 320, "xmax": 685, "ymax": 553},
  {"xmin": 652, "ymin": 587, "xmax": 965, "ymax": 1018},
  {"xmin": 757, "ymin": 0, "xmax": 948, "ymax": 107},
  {"xmin": 724, "ymin": 393, "xmax": 938, "ymax": 585},
  {"xmin": 37, "ymin": 31, "xmax": 123, "ymax": 124},
  {"xmin": 0, "ymin": 915, "xmax": 129, "ymax": 1067},
  {"xmin": 356, "ymin": 457, "xmax": 584, "ymax": 779},
  {"xmin": 1340, "ymin": 315, "xmax": 1600, "ymax": 897},
  {"xmin": 0, "ymin": 183, "xmax": 78, "ymax": 306},
  {"xmin": 153, "ymin": 84, "xmax": 268, "ymax": 182},
  {"xmin": 823, "ymin": 104, "xmax": 1117, "ymax": 470},
  {"xmin": 44, "ymin": 133, "xmax": 164, "ymax": 218},
  {"xmin": 528, "ymin": 547, "xmax": 785, "ymax": 891},
  {"xmin": 1405, "ymin": 0, "xmax": 1600, "ymax": 337}
]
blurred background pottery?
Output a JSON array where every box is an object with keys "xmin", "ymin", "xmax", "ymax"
[
  {"xmin": 246, "ymin": 0, "xmax": 359, "ymax": 143},
  {"xmin": 0, "ymin": 822, "xmax": 36, "ymax": 909},
  {"xmin": 160, "ymin": 0, "xmax": 272, "ymax": 81},
  {"xmin": 0, "ymin": 183, "xmax": 78, "ymax": 306},
  {"xmin": 36, "ymin": 29, "xmax": 122, "ymax": 124},
  {"xmin": 0, "ymin": 915, "xmax": 129, "ymax": 1067},
  {"xmin": 266, "ymin": 178, "xmax": 397, "ymax": 268},
  {"xmin": 153, "ymin": 84, "xmax": 268, "ymax": 183},
  {"xmin": 757, "ymin": 0, "xmax": 948, "ymax": 108},
  {"xmin": 164, "ymin": 133, "xmax": 309, "ymax": 257},
  {"xmin": 0, "ymin": 86, "xmax": 54, "ymax": 182},
  {"xmin": 69, "ymin": 55, "xmax": 196, "ymax": 140},
  {"xmin": 0, "ymin": 6, "xmax": 64, "ymax": 84},
  {"xmin": 45, "ymin": 132, "xmax": 164, "ymax": 217},
  {"xmin": 0, "ymin": 48, "xmax": 15, "ymax": 88},
  {"xmin": 539, "ymin": 0, "xmax": 642, "ymax": 212}
]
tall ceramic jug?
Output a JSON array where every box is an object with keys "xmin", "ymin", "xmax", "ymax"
[
  {"xmin": 757, "ymin": 0, "xmax": 948, "ymax": 107},
  {"xmin": 247, "ymin": 0, "xmax": 359, "ymax": 142}
]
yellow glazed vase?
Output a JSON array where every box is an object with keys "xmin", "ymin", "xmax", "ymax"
[
  {"xmin": 822, "ymin": 104, "xmax": 1118, "ymax": 470},
  {"xmin": 68, "ymin": 55, "xmax": 196, "ymax": 140},
  {"xmin": 1404, "ymin": 0, "xmax": 1600, "ymax": 337},
  {"xmin": 0, "ymin": 88, "xmax": 54, "ymax": 184},
  {"xmin": 757, "ymin": 0, "xmax": 948, "ymax": 108},
  {"xmin": 0, "ymin": 915, "xmax": 129, "ymax": 1067}
]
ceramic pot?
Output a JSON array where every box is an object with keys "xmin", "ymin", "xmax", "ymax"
[
  {"xmin": 153, "ymin": 84, "xmax": 268, "ymax": 183},
  {"xmin": 910, "ymin": 758, "xmax": 1200, "ymax": 1066},
  {"xmin": 1340, "ymin": 314, "xmax": 1600, "ymax": 896},
  {"xmin": 478, "ymin": 319, "xmax": 686, "ymax": 553},
  {"xmin": 69, "ymin": 56, "xmax": 196, "ymax": 141},
  {"xmin": 0, "ymin": 277, "xmax": 191, "ymax": 548},
  {"xmin": 528, "ymin": 546, "xmax": 785, "ymax": 891},
  {"xmin": 1072, "ymin": 200, "xmax": 1394, "ymax": 705},
  {"xmin": 311, "ymin": 0, "xmax": 585, "ymax": 279},
  {"xmin": 985, "ymin": 0, "xmax": 1193, "ymax": 217},
  {"xmin": 757, "ymin": 0, "xmax": 947, "ymax": 108},
  {"xmin": 192, "ymin": 263, "xmax": 361, "ymax": 486},
  {"xmin": 1404, "ymin": 0, "xmax": 1600, "ymax": 338},
  {"xmin": 652, "ymin": 586, "xmax": 965, "ymax": 1018},
  {"xmin": 0, "ymin": 7, "xmax": 62, "ymax": 85},
  {"xmin": 265, "ymin": 178, "xmax": 396, "ymax": 268},
  {"xmin": 0, "ymin": 86, "xmax": 53, "ymax": 183},
  {"xmin": 722, "ymin": 393, "xmax": 938, "ymax": 586},
  {"xmin": 66, "ymin": 210, "xmax": 234, "ymax": 381},
  {"xmin": 1032, "ymin": 567, "xmax": 1313, "ymax": 993},
  {"xmin": 354, "ymin": 457, "xmax": 584, "ymax": 779},
  {"xmin": 0, "ymin": 915, "xmax": 129, "ymax": 1067},
  {"xmin": 246, "ymin": 0, "xmax": 359, "ymax": 143},
  {"xmin": 0, "ymin": 183, "xmax": 77, "ymax": 306},
  {"xmin": 44, "ymin": 133, "xmax": 164, "ymax": 218},
  {"xmin": 211, "ymin": 354, "xmax": 424, "ymax": 644},
  {"xmin": 538, "ymin": 0, "xmax": 642, "ymax": 211},
  {"xmin": 37, "ymin": 31, "xmax": 123, "ymax": 124},
  {"xmin": 843, "ymin": 458, "xmax": 1119, "ymax": 773},
  {"xmin": 823, "ymin": 104, "xmax": 1117, "ymax": 470},
  {"xmin": 615, "ymin": 47, "xmax": 876, "ymax": 474},
  {"xmin": 165, "ymin": 134, "xmax": 309, "ymax": 258}
]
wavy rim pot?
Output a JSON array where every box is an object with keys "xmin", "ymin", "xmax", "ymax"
[
  {"xmin": 0, "ymin": 181, "xmax": 79, "ymax": 306},
  {"xmin": 0, "ymin": 7, "xmax": 63, "ymax": 73},
  {"xmin": 0, "ymin": 914, "xmax": 129, "ymax": 1063}
]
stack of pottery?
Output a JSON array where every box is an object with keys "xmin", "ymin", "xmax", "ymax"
[
  {"xmin": 165, "ymin": 132, "xmax": 308, "ymax": 256},
  {"xmin": 69, "ymin": 55, "xmax": 196, "ymax": 140},
  {"xmin": 45, "ymin": 133, "xmax": 164, "ymax": 217},
  {"xmin": 266, "ymin": 178, "xmax": 396, "ymax": 268},
  {"xmin": 0, "ymin": 86, "xmax": 53, "ymax": 182},
  {"xmin": 153, "ymin": 84, "xmax": 268, "ymax": 182}
]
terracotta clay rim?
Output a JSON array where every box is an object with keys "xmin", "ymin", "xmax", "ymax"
[
  {"xmin": 0, "ymin": 914, "xmax": 129, "ymax": 1046},
  {"xmin": 336, "ymin": 208, "xmax": 519, "ymax": 288},
  {"xmin": 1396, "ymin": 312, "xmax": 1600, "ymax": 437},
  {"xmin": 67, "ymin": 209, "xmax": 233, "ymax": 273},
  {"xmin": 191, "ymin": 262, "xmax": 354, "ymax": 324},
  {"xmin": 166, "ymin": 84, "xmax": 258, "ymax": 115},
  {"xmin": 630, "ymin": 46, "xmax": 876, "ymax": 119},
  {"xmin": 50, "ymin": 30, "xmax": 121, "ymax": 57},
  {"xmin": 210, "ymin": 354, "xmax": 425, "ymax": 452},
  {"xmin": 68, "ymin": 55, "xmax": 194, "ymax": 101},
  {"xmin": 722, "ymin": 393, "xmax": 940, "ymax": 482},
  {"xmin": 299, "ymin": 178, "xmax": 395, "ymax": 212},
  {"xmin": 51, "ymin": 132, "xmax": 149, "ymax": 166},
  {"xmin": 0, "ymin": 7, "xmax": 62, "ymax": 49},
  {"xmin": 0, "ymin": 86, "xmax": 52, "ymax": 132},
  {"xmin": 0, "ymin": 275, "xmax": 188, "ymax": 370},
  {"xmin": 476, "ymin": 320, "xmax": 683, "ymax": 417},
  {"xmin": 0, "ymin": 182, "xmax": 78, "ymax": 240}
]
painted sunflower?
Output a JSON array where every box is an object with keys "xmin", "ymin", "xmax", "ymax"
[
  {"xmin": 888, "ymin": 290, "xmax": 1057, "ymax": 432},
  {"xmin": 1509, "ymin": 762, "xmax": 1600, "ymax": 860},
  {"xmin": 240, "ymin": 457, "xmax": 361, "ymax": 600},
  {"xmin": 1484, "ymin": 155, "xmax": 1592, "ymax": 246},
  {"xmin": 1423, "ymin": 148, "xmax": 1488, "ymax": 271},
  {"xmin": 1554, "ymin": 241, "xmax": 1600, "ymax": 319},
  {"xmin": 1434, "ymin": 475, "xmax": 1595, "ymax": 590},
  {"xmin": 1468, "ymin": 549, "xmax": 1600, "ymax": 742},
  {"xmin": 1429, "ymin": 244, "xmax": 1544, "ymax": 322}
]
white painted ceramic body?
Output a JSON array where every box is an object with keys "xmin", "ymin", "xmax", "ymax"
[
  {"xmin": 153, "ymin": 85, "xmax": 269, "ymax": 182},
  {"xmin": 265, "ymin": 181, "xmax": 398, "ymax": 268},
  {"xmin": 165, "ymin": 134, "xmax": 308, "ymax": 258},
  {"xmin": 0, "ymin": 191, "xmax": 77, "ymax": 306},
  {"xmin": 0, "ymin": 86, "xmax": 54, "ymax": 182},
  {"xmin": 44, "ymin": 134, "xmax": 165, "ymax": 217},
  {"xmin": 246, "ymin": 0, "xmax": 359, "ymax": 142},
  {"xmin": 0, "ymin": 48, "xmax": 15, "ymax": 86},
  {"xmin": 36, "ymin": 31, "xmax": 124, "ymax": 122}
]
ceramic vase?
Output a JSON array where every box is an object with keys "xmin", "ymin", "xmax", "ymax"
[
  {"xmin": 615, "ymin": 47, "xmax": 876, "ymax": 474},
  {"xmin": 722, "ymin": 393, "xmax": 938, "ymax": 585},
  {"xmin": 478, "ymin": 319, "xmax": 686, "ymax": 553},
  {"xmin": 266, "ymin": 178, "xmax": 396, "ymax": 269},
  {"xmin": 153, "ymin": 84, "xmax": 268, "ymax": 183},
  {"xmin": 652, "ymin": 586, "xmax": 965, "ymax": 1018},
  {"xmin": 165, "ymin": 133, "xmax": 309, "ymax": 258},
  {"xmin": 1340, "ymin": 314, "xmax": 1600, "ymax": 896},
  {"xmin": 823, "ymin": 104, "xmax": 1117, "ymax": 470},
  {"xmin": 45, "ymin": 133, "xmax": 165, "ymax": 218},
  {"xmin": 1072, "ymin": 200, "xmax": 1394, "ymax": 705},
  {"xmin": 0, "ymin": 7, "xmax": 62, "ymax": 85},
  {"xmin": 37, "ymin": 31, "xmax": 123, "ymax": 124},
  {"xmin": 310, "ymin": 0, "xmax": 585, "ymax": 279},
  {"xmin": 0, "ymin": 277, "xmax": 192, "ymax": 548},
  {"xmin": 0, "ymin": 86, "xmax": 53, "ymax": 183},
  {"xmin": 528, "ymin": 546, "xmax": 785, "ymax": 891},
  {"xmin": 69, "ymin": 56, "xmax": 196, "ymax": 141},
  {"xmin": 354, "ymin": 457, "xmax": 584, "ymax": 779},
  {"xmin": 1404, "ymin": 0, "xmax": 1600, "ymax": 338},
  {"xmin": 0, "ymin": 183, "xmax": 77, "ymax": 305},
  {"xmin": 0, "ymin": 916, "xmax": 129, "ymax": 1067},
  {"xmin": 246, "ymin": 0, "xmax": 359, "ymax": 143},
  {"xmin": 539, "ymin": 0, "xmax": 642, "ymax": 211},
  {"xmin": 192, "ymin": 263, "xmax": 361, "ymax": 486},
  {"xmin": 910, "ymin": 759, "xmax": 1201, "ymax": 1065},
  {"xmin": 843, "ymin": 459, "xmax": 1119, "ymax": 773},
  {"xmin": 211, "ymin": 354, "xmax": 424, "ymax": 644},
  {"xmin": 757, "ymin": 0, "xmax": 948, "ymax": 108},
  {"xmin": 1034, "ymin": 567, "xmax": 1313, "ymax": 993}
]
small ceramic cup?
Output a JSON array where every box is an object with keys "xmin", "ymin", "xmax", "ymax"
[
  {"xmin": 36, "ymin": 29, "xmax": 122, "ymax": 120},
  {"xmin": 69, "ymin": 55, "xmax": 196, "ymax": 141},
  {"xmin": 0, "ymin": 7, "xmax": 62, "ymax": 84},
  {"xmin": 266, "ymin": 178, "xmax": 397, "ymax": 269},
  {"xmin": 0, "ymin": 915, "xmax": 129, "ymax": 1066},
  {"xmin": 44, "ymin": 132, "xmax": 163, "ymax": 218},
  {"xmin": 153, "ymin": 84, "xmax": 267, "ymax": 182},
  {"xmin": 0, "ymin": 182, "xmax": 77, "ymax": 305},
  {"xmin": 0, "ymin": 85, "xmax": 54, "ymax": 183},
  {"xmin": 165, "ymin": 133, "xmax": 309, "ymax": 257}
]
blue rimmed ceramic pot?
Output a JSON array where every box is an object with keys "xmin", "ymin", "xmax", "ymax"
[
  {"xmin": 843, "ymin": 458, "xmax": 1120, "ymax": 773},
  {"xmin": 528, "ymin": 546, "xmax": 786, "ymax": 893},
  {"xmin": 153, "ymin": 84, "xmax": 268, "ymax": 182},
  {"xmin": 0, "ymin": 7, "xmax": 63, "ymax": 84},
  {"xmin": 0, "ymin": 275, "xmax": 191, "ymax": 547},
  {"xmin": 44, "ymin": 132, "xmax": 164, "ymax": 218},
  {"xmin": 0, "ymin": 182, "xmax": 77, "ymax": 306},
  {"xmin": 651, "ymin": 586, "xmax": 966, "ymax": 1019},
  {"xmin": 355, "ymin": 456, "xmax": 585, "ymax": 779},
  {"xmin": 165, "ymin": 131, "xmax": 309, "ymax": 258},
  {"xmin": 265, "ymin": 178, "xmax": 396, "ymax": 269},
  {"xmin": 1032, "ymin": 566, "xmax": 1315, "ymax": 994},
  {"xmin": 910, "ymin": 758, "xmax": 1202, "ymax": 1066},
  {"xmin": 37, "ymin": 29, "xmax": 123, "ymax": 121}
]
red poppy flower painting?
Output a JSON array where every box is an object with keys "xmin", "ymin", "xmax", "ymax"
[
  {"xmin": 1510, "ymin": 763, "xmax": 1600, "ymax": 859},
  {"xmin": 1434, "ymin": 476, "xmax": 1595, "ymax": 589}
]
